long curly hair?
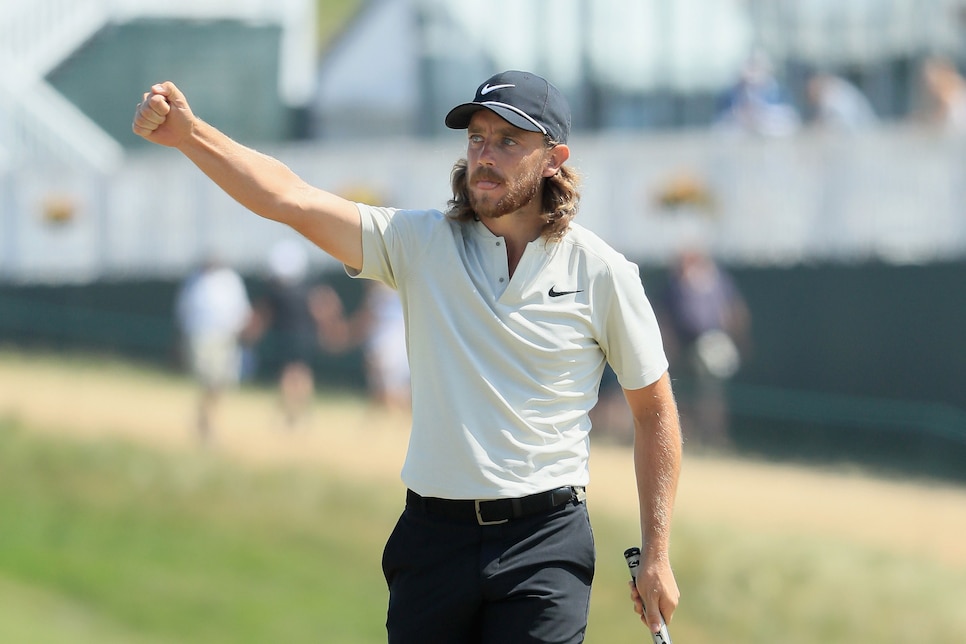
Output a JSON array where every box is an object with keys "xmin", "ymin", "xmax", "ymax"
[{"xmin": 445, "ymin": 155, "xmax": 581, "ymax": 243}]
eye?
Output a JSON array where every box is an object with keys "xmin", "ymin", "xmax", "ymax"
[
  {"xmin": 502, "ymin": 137, "xmax": 517, "ymax": 147},
  {"xmin": 468, "ymin": 134, "xmax": 483, "ymax": 145}
]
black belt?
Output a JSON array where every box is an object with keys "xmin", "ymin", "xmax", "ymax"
[{"xmin": 406, "ymin": 486, "xmax": 586, "ymax": 526}]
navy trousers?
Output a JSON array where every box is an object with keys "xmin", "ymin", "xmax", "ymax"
[{"xmin": 382, "ymin": 494, "xmax": 596, "ymax": 644}]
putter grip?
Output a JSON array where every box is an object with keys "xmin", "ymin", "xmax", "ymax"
[{"xmin": 623, "ymin": 547, "xmax": 672, "ymax": 644}]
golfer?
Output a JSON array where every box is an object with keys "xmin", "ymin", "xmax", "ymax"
[{"xmin": 134, "ymin": 69, "xmax": 681, "ymax": 643}]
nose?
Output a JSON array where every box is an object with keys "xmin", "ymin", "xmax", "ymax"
[{"xmin": 476, "ymin": 139, "xmax": 496, "ymax": 165}]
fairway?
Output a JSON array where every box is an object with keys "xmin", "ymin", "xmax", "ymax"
[{"xmin": 2, "ymin": 350, "xmax": 965, "ymax": 642}]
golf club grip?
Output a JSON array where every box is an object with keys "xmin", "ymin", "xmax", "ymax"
[{"xmin": 623, "ymin": 547, "xmax": 672, "ymax": 644}]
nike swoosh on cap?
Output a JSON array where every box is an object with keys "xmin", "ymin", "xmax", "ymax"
[
  {"xmin": 480, "ymin": 83, "xmax": 515, "ymax": 95},
  {"xmin": 548, "ymin": 286, "xmax": 583, "ymax": 297}
]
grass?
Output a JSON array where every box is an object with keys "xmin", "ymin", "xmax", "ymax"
[
  {"xmin": 0, "ymin": 420, "xmax": 392, "ymax": 644},
  {"xmin": 669, "ymin": 524, "xmax": 966, "ymax": 642},
  {"xmin": 3, "ymin": 422, "xmax": 965, "ymax": 643},
  {"xmin": 1, "ymin": 353, "xmax": 965, "ymax": 642}
]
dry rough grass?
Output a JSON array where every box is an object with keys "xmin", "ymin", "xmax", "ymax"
[{"xmin": 2, "ymin": 351, "xmax": 965, "ymax": 570}]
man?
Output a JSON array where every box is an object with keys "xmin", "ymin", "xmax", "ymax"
[
  {"xmin": 311, "ymin": 280, "xmax": 411, "ymax": 413},
  {"xmin": 661, "ymin": 248, "xmax": 751, "ymax": 449},
  {"xmin": 134, "ymin": 70, "xmax": 681, "ymax": 642},
  {"xmin": 175, "ymin": 256, "xmax": 252, "ymax": 442},
  {"xmin": 245, "ymin": 238, "xmax": 323, "ymax": 429}
]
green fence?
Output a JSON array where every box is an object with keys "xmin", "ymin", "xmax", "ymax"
[{"xmin": 0, "ymin": 275, "xmax": 366, "ymax": 389}]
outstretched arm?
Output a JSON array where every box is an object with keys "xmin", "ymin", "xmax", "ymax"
[
  {"xmin": 624, "ymin": 371, "xmax": 682, "ymax": 634},
  {"xmin": 132, "ymin": 82, "xmax": 363, "ymax": 270}
]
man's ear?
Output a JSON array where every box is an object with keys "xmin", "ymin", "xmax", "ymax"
[{"xmin": 543, "ymin": 144, "xmax": 570, "ymax": 177}]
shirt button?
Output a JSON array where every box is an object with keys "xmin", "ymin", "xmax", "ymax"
[
  {"xmin": 499, "ymin": 277, "xmax": 505, "ymax": 283},
  {"xmin": 496, "ymin": 241, "xmax": 502, "ymax": 247}
]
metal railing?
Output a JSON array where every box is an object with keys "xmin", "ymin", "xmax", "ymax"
[
  {"xmin": 0, "ymin": 73, "xmax": 125, "ymax": 173},
  {"xmin": 0, "ymin": 0, "xmax": 316, "ymax": 173},
  {"xmin": 0, "ymin": 0, "xmax": 122, "ymax": 172},
  {"xmin": 0, "ymin": 0, "xmax": 110, "ymax": 77}
]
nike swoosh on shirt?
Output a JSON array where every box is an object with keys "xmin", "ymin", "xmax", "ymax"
[
  {"xmin": 548, "ymin": 286, "xmax": 584, "ymax": 297},
  {"xmin": 480, "ymin": 83, "xmax": 515, "ymax": 95}
]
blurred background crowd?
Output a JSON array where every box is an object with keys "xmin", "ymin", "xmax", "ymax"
[{"xmin": 1, "ymin": 0, "xmax": 965, "ymax": 479}]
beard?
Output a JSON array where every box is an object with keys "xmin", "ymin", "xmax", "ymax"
[{"xmin": 468, "ymin": 161, "xmax": 544, "ymax": 220}]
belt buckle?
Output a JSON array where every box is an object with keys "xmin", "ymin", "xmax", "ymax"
[{"xmin": 475, "ymin": 499, "xmax": 509, "ymax": 526}]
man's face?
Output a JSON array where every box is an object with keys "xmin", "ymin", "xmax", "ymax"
[{"xmin": 464, "ymin": 110, "xmax": 550, "ymax": 220}]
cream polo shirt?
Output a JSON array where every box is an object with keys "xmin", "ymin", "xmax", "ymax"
[{"xmin": 348, "ymin": 204, "xmax": 668, "ymax": 500}]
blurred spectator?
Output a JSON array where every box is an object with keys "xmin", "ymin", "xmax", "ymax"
[
  {"xmin": 659, "ymin": 249, "xmax": 751, "ymax": 449},
  {"xmin": 588, "ymin": 365, "xmax": 633, "ymax": 444},
  {"xmin": 714, "ymin": 51, "xmax": 801, "ymax": 137},
  {"xmin": 245, "ymin": 239, "xmax": 323, "ymax": 429},
  {"xmin": 175, "ymin": 257, "xmax": 253, "ymax": 442},
  {"xmin": 917, "ymin": 56, "xmax": 966, "ymax": 134},
  {"xmin": 806, "ymin": 73, "xmax": 878, "ymax": 132},
  {"xmin": 311, "ymin": 281, "xmax": 411, "ymax": 413}
]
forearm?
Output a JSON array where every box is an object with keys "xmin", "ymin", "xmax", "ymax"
[
  {"xmin": 179, "ymin": 119, "xmax": 313, "ymax": 227},
  {"xmin": 634, "ymin": 409, "xmax": 681, "ymax": 561},
  {"xmin": 624, "ymin": 373, "xmax": 682, "ymax": 629},
  {"xmin": 630, "ymin": 374, "xmax": 682, "ymax": 560}
]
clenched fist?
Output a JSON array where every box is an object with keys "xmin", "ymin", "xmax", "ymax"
[{"xmin": 132, "ymin": 82, "xmax": 195, "ymax": 148}]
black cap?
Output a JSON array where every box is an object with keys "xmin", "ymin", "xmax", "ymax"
[{"xmin": 445, "ymin": 70, "xmax": 571, "ymax": 144}]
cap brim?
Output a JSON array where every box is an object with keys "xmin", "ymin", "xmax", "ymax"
[{"xmin": 445, "ymin": 102, "xmax": 543, "ymax": 134}]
